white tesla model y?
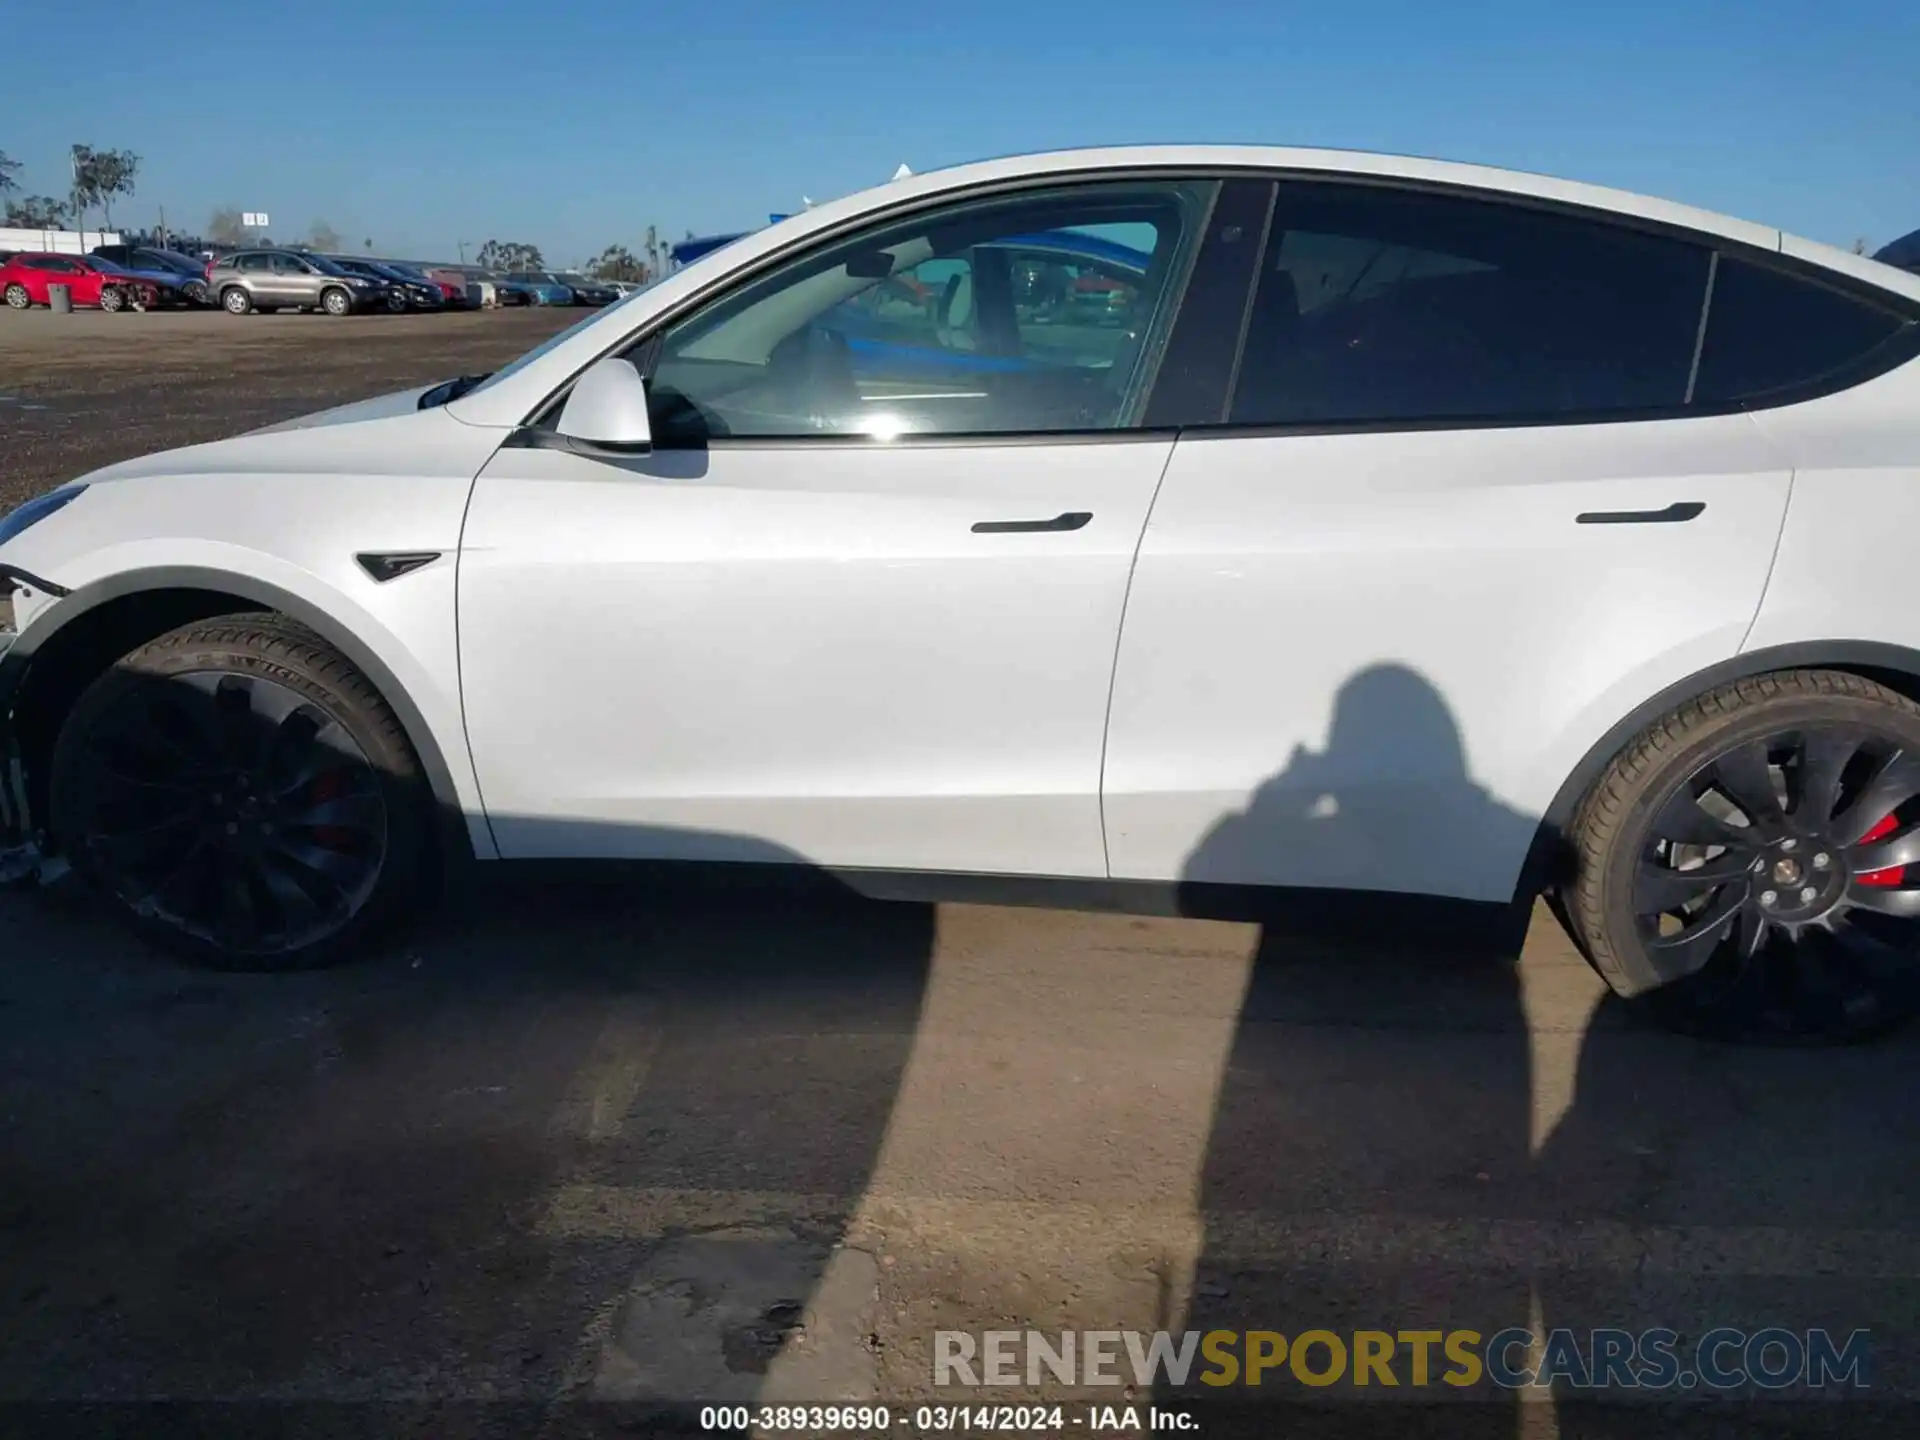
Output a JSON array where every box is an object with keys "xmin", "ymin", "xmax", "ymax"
[{"xmin": 4, "ymin": 146, "xmax": 1919, "ymax": 1042}]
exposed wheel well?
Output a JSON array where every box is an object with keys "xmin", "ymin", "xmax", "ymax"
[
  {"xmin": 1516, "ymin": 643, "xmax": 1920, "ymax": 904},
  {"xmin": 9, "ymin": 584, "xmax": 473, "ymax": 867}
]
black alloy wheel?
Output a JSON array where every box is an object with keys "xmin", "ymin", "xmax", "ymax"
[
  {"xmin": 50, "ymin": 615, "xmax": 429, "ymax": 969},
  {"xmin": 1569, "ymin": 671, "xmax": 1920, "ymax": 1043}
]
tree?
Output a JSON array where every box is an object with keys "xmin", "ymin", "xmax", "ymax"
[
  {"xmin": 307, "ymin": 218, "xmax": 342, "ymax": 252},
  {"xmin": 589, "ymin": 243, "xmax": 649, "ymax": 282},
  {"xmin": 69, "ymin": 144, "xmax": 140, "ymax": 231},
  {"xmin": 207, "ymin": 206, "xmax": 246, "ymax": 245},
  {"xmin": 0, "ymin": 150, "xmax": 19, "ymax": 196},
  {"xmin": 475, "ymin": 239, "xmax": 544, "ymax": 271},
  {"xmin": 4, "ymin": 195, "xmax": 65, "ymax": 228}
]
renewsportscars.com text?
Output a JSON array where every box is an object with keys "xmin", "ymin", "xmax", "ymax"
[{"xmin": 933, "ymin": 1327, "xmax": 1872, "ymax": 1391}]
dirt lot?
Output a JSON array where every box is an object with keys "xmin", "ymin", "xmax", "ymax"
[
  {"xmin": 0, "ymin": 307, "xmax": 579, "ymax": 513},
  {"xmin": 3, "ymin": 314, "xmax": 1919, "ymax": 1437}
]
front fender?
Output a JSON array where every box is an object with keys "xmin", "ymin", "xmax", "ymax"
[{"xmin": 0, "ymin": 557, "xmax": 494, "ymax": 861}]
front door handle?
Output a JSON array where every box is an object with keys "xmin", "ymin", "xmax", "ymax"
[
  {"xmin": 970, "ymin": 511, "xmax": 1093, "ymax": 534},
  {"xmin": 1575, "ymin": 501, "xmax": 1706, "ymax": 525}
]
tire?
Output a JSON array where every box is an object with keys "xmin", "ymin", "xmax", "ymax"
[
  {"xmin": 48, "ymin": 613, "xmax": 432, "ymax": 972},
  {"xmin": 99, "ymin": 286, "xmax": 126, "ymax": 313},
  {"xmin": 183, "ymin": 280, "xmax": 209, "ymax": 306},
  {"xmin": 321, "ymin": 286, "xmax": 351, "ymax": 316},
  {"xmin": 1566, "ymin": 670, "xmax": 1920, "ymax": 1044},
  {"xmin": 222, "ymin": 285, "xmax": 252, "ymax": 315},
  {"xmin": 4, "ymin": 283, "xmax": 30, "ymax": 309}
]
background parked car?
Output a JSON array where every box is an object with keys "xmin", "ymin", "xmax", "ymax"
[
  {"xmin": 89, "ymin": 245, "xmax": 211, "ymax": 305},
  {"xmin": 553, "ymin": 271, "xmax": 619, "ymax": 305},
  {"xmin": 206, "ymin": 249, "xmax": 398, "ymax": 315},
  {"xmin": 0, "ymin": 253, "xmax": 162, "ymax": 311},
  {"xmin": 329, "ymin": 257, "xmax": 443, "ymax": 311},
  {"xmin": 479, "ymin": 271, "xmax": 538, "ymax": 306},
  {"xmin": 1877, "ymin": 228, "xmax": 1920, "ymax": 274},
  {"xmin": 502, "ymin": 270, "xmax": 574, "ymax": 305},
  {"xmin": 379, "ymin": 261, "xmax": 467, "ymax": 306}
]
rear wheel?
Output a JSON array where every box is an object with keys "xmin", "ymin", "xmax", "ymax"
[
  {"xmin": 4, "ymin": 283, "xmax": 30, "ymax": 309},
  {"xmin": 49, "ymin": 615, "xmax": 431, "ymax": 971},
  {"xmin": 1567, "ymin": 671, "xmax": 1920, "ymax": 1043},
  {"xmin": 222, "ymin": 285, "xmax": 252, "ymax": 315}
]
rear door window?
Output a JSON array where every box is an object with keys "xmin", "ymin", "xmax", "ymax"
[
  {"xmin": 1228, "ymin": 183, "xmax": 1711, "ymax": 425},
  {"xmin": 1690, "ymin": 256, "xmax": 1912, "ymax": 404}
]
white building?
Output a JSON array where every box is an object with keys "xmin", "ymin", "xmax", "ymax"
[{"xmin": 0, "ymin": 225, "xmax": 122, "ymax": 256}]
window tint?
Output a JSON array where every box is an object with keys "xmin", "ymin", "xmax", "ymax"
[
  {"xmin": 1691, "ymin": 256, "xmax": 1909, "ymax": 404},
  {"xmin": 1229, "ymin": 184, "xmax": 1711, "ymax": 425},
  {"xmin": 643, "ymin": 179, "xmax": 1216, "ymax": 442}
]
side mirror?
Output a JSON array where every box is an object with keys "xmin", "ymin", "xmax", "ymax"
[{"xmin": 555, "ymin": 357, "xmax": 653, "ymax": 454}]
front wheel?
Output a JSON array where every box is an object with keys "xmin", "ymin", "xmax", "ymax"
[
  {"xmin": 98, "ymin": 286, "xmax": 126, "ymax": 312},
  {"xmin": 321, "ymin": 286, "xmax": 352, "ymax": 316},
  {"xmin": 1567, "ymin": 670, "xmax": 1920, "ymax": 1043},
  {"xmin": 49, "ymin": 614, "xmax": 431, "ymax": 971}
]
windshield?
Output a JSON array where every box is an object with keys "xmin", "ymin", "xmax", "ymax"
[
  {"xmin": 557, "ymin": 273, "xmax": 590, "ymax": 285},
  {"xmin": 303, "ymin": 254, "xmax": 350, "ymax": 276},
  {"xmin": 89, "ymin": 257, "xmax": 131, "ymax": 274},
  {"xmin": 141, "ymin": 251, "xmax": 198, "ymax": 272},
  {"xmin": 462, "ymin": 282, "xmax": 661, "ymax": 400}
]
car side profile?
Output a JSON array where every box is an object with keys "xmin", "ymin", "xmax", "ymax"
[
  {"xmin": 90, "ymin": 245, "xmax": 213, "ymax": 305},
  {"xmin": 0, "ymin": 252, "xmax": 166, "ymax": 311},
  {"xmin": 502, "ymin": 270, "xmax": 575, "ymax": 305},
  {"xmin": 206, "ymin": 249, "xmax": 395, "ymax": 315},
  {"xmin": 4, "ymin": 145, "xmax": 1920, "ymax": 1045}
]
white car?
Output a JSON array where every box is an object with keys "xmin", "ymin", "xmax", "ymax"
[{"xmin": 3, "ymin": 145, "xmax": 1919, "ymax": 1044}]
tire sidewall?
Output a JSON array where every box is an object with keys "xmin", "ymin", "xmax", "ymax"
[
  {"xmin": 223, "ymin": 286, "xmax": 250, "ymax": 314},
  {"xmin": 322, "ymin": 287, "xmax": 350, "ymax": 315},
  {"xmin": 49, "ymin": 626, "xmax": 430, "ymax": 971},
  {"xmin": 4, "ymin": 284, "xmax": 30, "ymax": 309}
]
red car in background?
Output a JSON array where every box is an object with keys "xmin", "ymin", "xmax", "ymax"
[{"xmin": 0, "ymin": 252, "xmax": 162, "ymax": 311}]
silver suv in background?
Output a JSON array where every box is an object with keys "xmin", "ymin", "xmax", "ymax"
[{"xmin": 207, "ymin": 250, "xmax": 398, "ymax": 315}]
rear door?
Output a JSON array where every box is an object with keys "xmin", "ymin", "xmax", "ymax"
[{"xmin": 1102, "ymin": 178, "xmax": 1794, "ymax": 901}]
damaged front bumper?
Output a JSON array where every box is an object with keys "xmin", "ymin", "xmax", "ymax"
[{"xmin": 0, "ymin": 599, "xmax": 68, "ymax": 889}]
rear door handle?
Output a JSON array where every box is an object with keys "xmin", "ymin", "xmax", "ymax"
[
  {"xmin": 1575, "ymin": 502, "xmax": 1706, "ymax": 525},
  {"xmin": 970, "ymin": 511, "xmax": 1093, "ymax": 534}
]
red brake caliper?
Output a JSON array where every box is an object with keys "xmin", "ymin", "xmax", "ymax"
[
  {"xmin": 306, "ymin": 770, "xmax": 355, "ymax": 851},
  {"xmin": 1856, "ymin": 813, "xmax": 1904, "ymax": 887}
]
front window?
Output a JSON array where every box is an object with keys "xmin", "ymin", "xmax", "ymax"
[{"xmin": 642, "ymin": 178, "xmax": 1215, "ymax": 442}]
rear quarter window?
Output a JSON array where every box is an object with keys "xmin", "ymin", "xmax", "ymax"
[{"xmin": 1691, "ymin": 257, "xmax": 1912, "ymax": 404}]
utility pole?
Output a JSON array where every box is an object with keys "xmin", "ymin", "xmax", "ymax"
[{"xmin": 458, "ymin": 240, "xmax": 469, "ymax": 264}]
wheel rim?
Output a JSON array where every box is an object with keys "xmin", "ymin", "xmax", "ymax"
[
  {"xmin": 1636, "ymin": 725, "xmax": 1920, "ymax": 1027},
  {"xmin": 326, "ymin": 290, "xmax": 348, "ymax": 314},
  {"xmin": 101, "ymin": 288, "xmax": 123, "ymax": 311},
  {"xmin": 72, "ymin": 671, "xmax": 390, "ymax": 958},
  {"xmin": 225, "ymin": 289, "xmax": 247, "ymax": 312},
  {"xmin": 5, "ymin": 285, "xmax": 28, "ymax": 308}
]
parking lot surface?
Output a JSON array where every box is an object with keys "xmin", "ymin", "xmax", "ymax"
[{"xmin": 3, "ymin": 316, "xmax": 1919, "ymax": 1437}]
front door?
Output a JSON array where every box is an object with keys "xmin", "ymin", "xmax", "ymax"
[{"xmin": 458, "ymin": 174, "xmax": 1221, "ymax": 876}]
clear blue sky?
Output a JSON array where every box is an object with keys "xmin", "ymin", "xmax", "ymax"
[{"xmin": 5, "ymin": 0, "xmax": 1914, "ymax": 264}]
